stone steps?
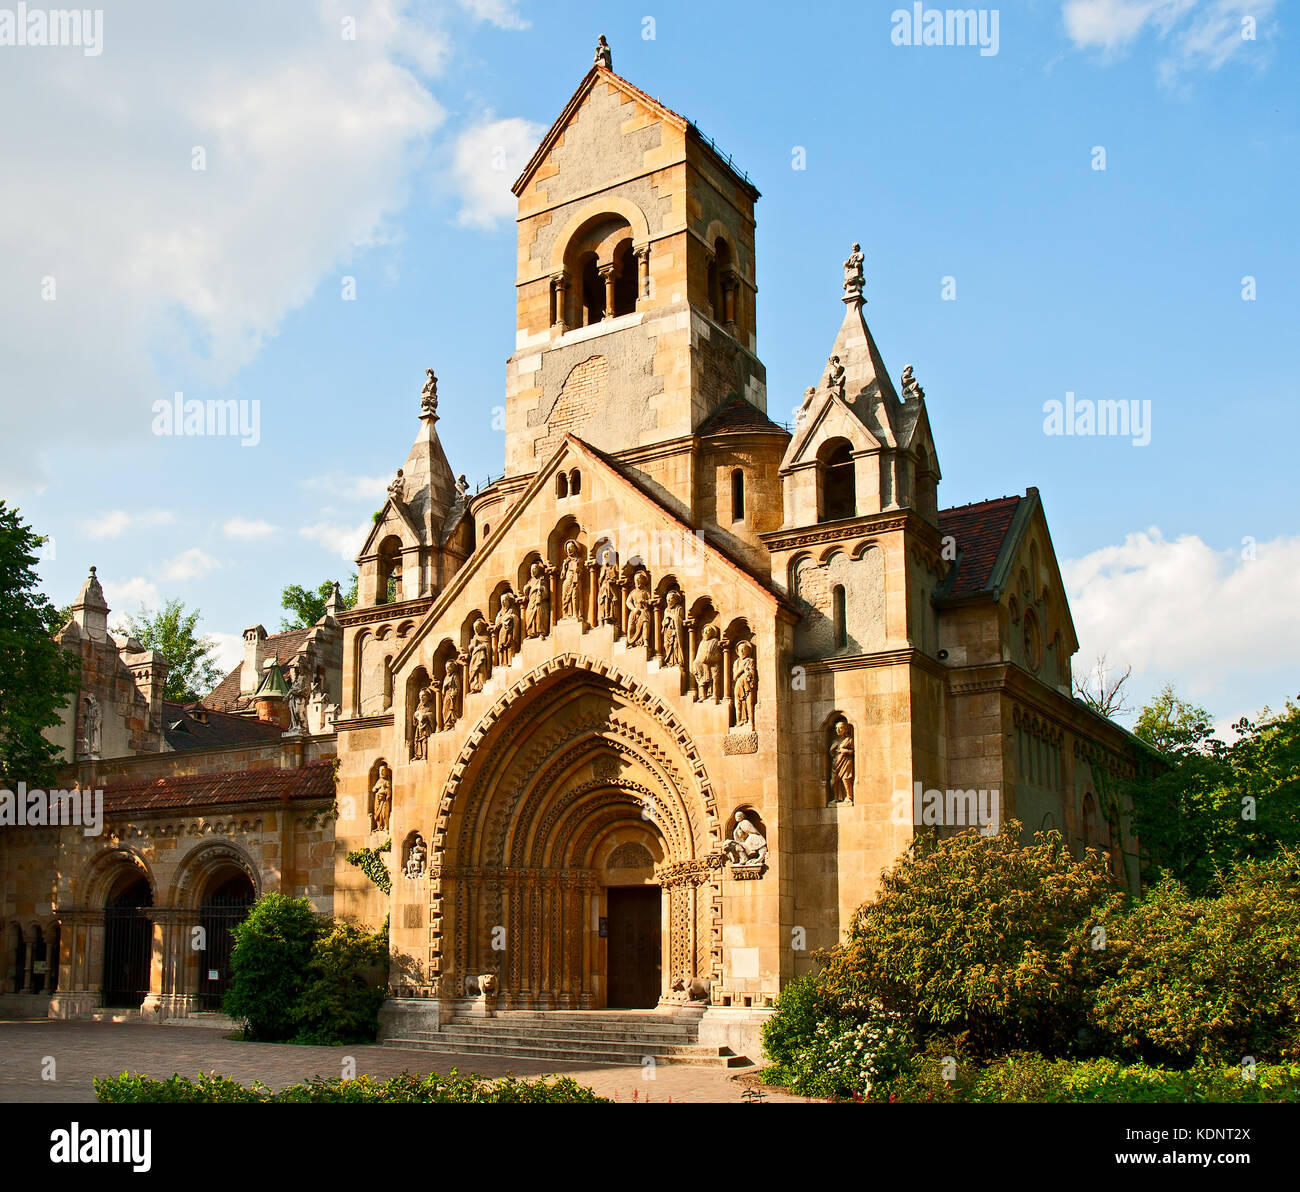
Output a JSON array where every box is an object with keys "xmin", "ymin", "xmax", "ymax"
[{"xmin": 383, "ymin": 1037, "xmax": 748, "ymax": 1068}]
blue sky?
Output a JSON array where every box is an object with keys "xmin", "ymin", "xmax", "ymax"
[{"xmin": 2, "ymin": 0, "xmax": 1296, "ymax": 729}]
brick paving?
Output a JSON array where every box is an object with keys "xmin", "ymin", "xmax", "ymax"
[{"xmin": 0, "ymin": 1019, "xmax": 807, "ymax": 1105}]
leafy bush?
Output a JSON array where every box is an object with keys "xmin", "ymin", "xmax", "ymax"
[
  {"xmin": 224, "ymin": 894, "xmax": 324, "ymax": 1041},
  {"xmin": 94, "ymin": 1069, "xmax": 610, "ymax": 1104},
  {"xmin": 877, "ymin": 1052, "xmax": 1300, "ymax": 1103},
  {"xmin": 1089, "ymin": 851, "xmax": 1300, "ymax": 1064},
  {"xmin": 292, "ymin": 920, "xmax": 388, "ymax": 1045},
  {"xmin": 760, "ymin": 972, "xmax": 828, "ymax": 1068},
  {"xmin": 815, "ymin": 823, "xmax": 1117, "ymax": 1057}
]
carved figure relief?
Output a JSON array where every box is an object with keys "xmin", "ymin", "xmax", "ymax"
[
  {"xmin": 624, "ymin": 571, "xmax": 651, "ymax": 646},
  {"xmin": 371, "ymin": 763, "xmax": 393, "ymax": 832},
  {"xmin": 420, "ymin": 368, "xmax": 438, "ymax": 418},
  {"xmin": 494, "ymin": 591, "xmax": 521, "ymax": 666},
  {"xmin": 440, "ymin": 666, "xmax": 461, "ymax": 730},
  {"xmin": 721, "ymin": 809, "xmax": 767, "ymax": 871},
  {"xmin": 598, "ymin": 554, "xmax": 620, "ymax": 626},
  {"xmin": 692, "ymin": 625, "xmax": 722, "ymax": 702},
  {"xmin": 466, "ymin": 620, "xmax": 492, "ymax": 693},
  {"xmin": 80, "ymin": 693, "xmax": 102, "ymax": 758},
  {"xmin": 661, "ymin": 590, "xmax": 685, "ymax": 667},
  {"xmin": 523, "ymin": 562, "xmax": 551, "ymax": 638},
  {"xmin": 843, "ymin": 242, "xmax": 865, "ymax": 296},
  {"xmin": 404, "ymin": 833, "xmax": 427, "ymax": 879},
  {"xmin": 560, "ymin": 542, "xmax": 583, "ymax": 620},
  {"xmin": 411, "ymin": 683, "xmax": 436, "ymax": 760},
  {"xmin": 388, "ymin": 468, "xmax": 406, "ymax": 505},
  {"xmin": 732, "ymin": 640, "xmax": 757, "ymax": 727},
  {"xmin": 825, "ymin": 354, "xmax": 846, "ymax": 399},
  {"xmin": 828, "ymin": 718, "xmax": 855, "ymax": 805}
]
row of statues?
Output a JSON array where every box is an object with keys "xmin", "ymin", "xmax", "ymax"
[{"xmin": 406, "ymin": 550, "xmax": 761, "ymax": 757}]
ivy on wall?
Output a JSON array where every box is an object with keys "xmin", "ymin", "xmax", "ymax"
[{"xmin": 346, "ymin": 838, "xmax": 392, "ymax": 896}]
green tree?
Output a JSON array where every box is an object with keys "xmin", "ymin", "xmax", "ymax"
[
  {"xmin": 815, "ymin": 824, "xmax": 1118, "ymax": 1058},
  {"xmin": 0, "ymin": 503, "xmax": 78, "ymax": 786},
  {"xmin": 224, "ymin": 893, "xmax": 324, "ymax": 1041},
  {"xmin": 279, "ymin": 575, "xmax": 357, "ymax": 630},
  {"xmin": 292, "ymin": 920, "xmax": 389, "ymax": 1044},
  {"xmin": 1133, "ymin": 683, "xmax": 1214, "ymax": 755},
  {"xmin": 117, "ymin": 599, "xmax": 221, "ymax": 703}
]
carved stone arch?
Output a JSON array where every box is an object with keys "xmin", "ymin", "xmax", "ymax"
[
  {"xmin": 548, "ymin": 197, "xmax": 652, "ymax": 272},
  {"xmin": 852, "ymin": 538, "xmax": 883, "ymax": 561},
  {"xmin": 77, "ymin": 846, "xmax": 157, "ymax": 907},
  {"xmin": 169, "ymin": 840, "xmax": 261, "ymax": 911}
]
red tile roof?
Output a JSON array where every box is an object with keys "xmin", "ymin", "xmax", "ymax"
[
  {"xmin": 938, "ymin": 494, "xmax": 1023, "ymax": 597},
  {"xmin": 96, "ymin": 760, "xmax": 335, "ymax": 815},
  {"xmin": 203, "ymin": 627, "xmax": 314, "ymax": 713}
]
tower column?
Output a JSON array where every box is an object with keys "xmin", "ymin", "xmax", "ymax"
[{"xmin": 599, "ymin": 263, "xmax": 617, "ymax": 320}]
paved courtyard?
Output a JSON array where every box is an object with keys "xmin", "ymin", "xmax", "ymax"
[{"xmin": 0, "ymin": 1019, "xmax": 806, "ymax": 1105}]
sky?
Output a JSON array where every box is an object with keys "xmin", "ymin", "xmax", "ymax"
[{"xmin": 1, "ymin": 0, "xmax": 1295, "ymax": 733}]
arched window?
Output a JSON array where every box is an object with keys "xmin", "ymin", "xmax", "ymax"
[
  {"xmin": 819, "ymin": 440, "xmax": 856, "ymax": 522},
  {"xmin": 711, "ymin": 237, "xmax": 733, "ymax": 323},
  {"xmin": 557, "ymin": 472, "xmax": 569, "ymax": 499},
  {"xmin": 612, "ymin": 239, "xmax": 637, "ymax": 317},
  {"xmin": 832, "ymin": 585, "xmax": 847, "ymax": 649},
  {"xmin": 580, "ymin": 252, "xmax": 604, "ymax": 325},
  {"xmin": 730, "ymin": 468, "xmax": 745, "ymax": 522},
  {"xmin": 377, "ymin": 536, "xmax": 402, "ymax": 604},
  {"xmin": 569, "ymin": 469, "xmax": 581, "ymax": 495}
]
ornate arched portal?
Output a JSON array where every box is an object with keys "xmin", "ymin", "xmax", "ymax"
[{"xmin": 429, "ymin": 657, "xmax": 724, "ymax": 1009}]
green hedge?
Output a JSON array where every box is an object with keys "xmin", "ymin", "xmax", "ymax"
[{"xmin": 93, "ymin": 1069, "xmax": 610, "ymax": 1104}]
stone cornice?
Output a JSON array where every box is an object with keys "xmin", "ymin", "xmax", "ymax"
[
  {"xmin": 762, "ymin": 508, "xmax": 941, "ymax": 554},
  {"xmin": 338, "ymin": 598, "xmax": 434, "ymax": 630},
  {"xmin": 335, "ymin": 713, "xmax": 395, "ymax": 733}
]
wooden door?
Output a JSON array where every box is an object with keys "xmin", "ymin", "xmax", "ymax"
[{"xmin": 605, "ymin": 886, "xmax": 661, "ymax": 1008}]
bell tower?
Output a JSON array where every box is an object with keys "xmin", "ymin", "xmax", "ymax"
[{"xmin": 503, "ymin": 40, "xmax": 768, "ymax": 515}]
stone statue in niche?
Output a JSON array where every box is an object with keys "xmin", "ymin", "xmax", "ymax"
[
  {"xmin": 371, "ymin": 763, "xmax": 392, "ymax": 832},
  {"xmin": 598, "ymin": 553, "xmax": 620, "ymax": 625},
  {"xmin": 732, "ymin": 640, "xmax": 757, "ymax": 727},
  {"xmin": 80, "ymin": 693, "xmax": 102, "ymax": 758},
  {"xmin": 825, "ymin": 354, "xmax": 846, "ymax": 399},
  {"xmin": 624, "ymin": 571, "xmax": 651, "ymax": 646},
  {"xmin": 466, "ymin": 620, "xmax": 492, "ymax": 693},
  {"xmin": 387, "ymin": 468, "xmax": 406, "ymax": 506},
  {"xmin": 523, "ymin": 562, "xmax": 550, "ymax": 638},
  {"xmin": 494, "ymin": 592, "xmax": 521, "ymax": 666},
  {"xmin": 691, "ymin": 625, "xmax": 722, "ymax": 702},
  {"xmin": 828, "ymin": 718, "xmax": 855, "ymax": 805},
  {"xmin": 420, "ymin": 368, "xmax": 438, "ymax": 418},
  {"xmin": 660, "ymin": 590, "xmax": 685, "ymax": 666},
  {"xmin": 440, "ymin": 666, "xmax": 461, "ymax": 730},
  {"xmin": 287, "ymin": 658, "xmax": 311, "ymax": 735},
  {"xmin": 560, "ymin": 542, "xmax": 583, "ymax": 620},
  {"xmin": 722, "ymin": 810, "xmax": 767, "ymax": 869},
  {"xmin": 843, "ymin": 242, "xmax": 865, "ymax": 297},
  {"xmin": 411, "ymin": 683, "xmax": 436, "ymax": 760},
  {"xmin": 404, "ymin": 833, "xmax": 427, "ymax": 879}
]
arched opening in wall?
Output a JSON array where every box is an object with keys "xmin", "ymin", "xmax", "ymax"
[
  {"xmin": 406, "ymin": 665, "xmax": 431, "ymax": 758},
  {"xmin": 102, "ymin": 874, "xmax": 152, "ymax": 1008},
  {"xmin": 819, "ymin": 439, "xmax": 856, "ymax": 521},
  {"xmin": 377, "ymin": 536, "xmax": 402, "ymax": 604},
  {"xmin": 711, "ymin": 237, "xmax": 733, "ymax": 322},
  {"xmin": 612, "ymin": 238, "xmax": 638, "ymax": 316},
  {"xmin": 482, "ymin": 522, "xmax": 490, "ymax": 540},
  {"xmin": 197, "ymin": 871, "xmax": 255, "ymax": 1011},
  {"xmin": 730, "ymin": 468, "xmax": 745, "ymax": 522},
  {"xmin": 28, "ymin": 927, "xmax": 46, "ymax": 995},
  {"xmin": 569, "ymin": 469, "xmax": 581, "ymax": 496},
  {"xmin": 557, "ymin": 472, "xmax": 569, "ymax": 499},
  {"xmin": 579, "ymin": 252, "xmax": 604, "ymax": 325},
  {"xmin": 832, "ymin": 584, "xmax": 847, "ymax": 649},
  {"xmin": 382, "ymin": 655, "xmax": 394, "ymax": 711}
]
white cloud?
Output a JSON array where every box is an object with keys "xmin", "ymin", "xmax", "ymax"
[
  {"xmin": 208, "ymin": 630, "xmax": 246, "ymax": 678},
  {"xmin": 161, "ymin": 547, "xmax": 221, "ymax": 581},
  {"xmin": 222, "ymin": 517, "xmax": 277, "ymax": 539},
  {"xmin": 1062, "ymin": 0, "xmax": 1277, "ymax": 83},
  {"xmin": 102, "ymin": 576, "xmax": 161, "ymax": 615},
  {"xmin": 84, "ymin": 510, "xmax": 176, "ymax": 539},
  {"xmin": 304, "ymin": 473, "xmax": 391, "ymax": 502},
  {"xmin": 1062, "ymin": 528, "xmax": 1300, "ymax": 715},
  {"xmin": 301, "ymin": 520, "xmax": 371, "ymax": 561},
  {"xmin": 451, "ymin": 115, "xmax": 547, "ymax": 229},
  {"xmin": 457, "ymin": 0, "xmax": 530, "ymax": 31},
  {"xmin": 0, "ymin": 0, "xmax": 449, "ymax": 490}
]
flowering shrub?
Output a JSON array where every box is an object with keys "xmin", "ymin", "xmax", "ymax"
[{"xmin": 765, "ymin": 1002, "xmax": 913, "ymax": 1099}]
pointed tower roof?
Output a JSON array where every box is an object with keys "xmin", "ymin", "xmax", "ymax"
[
  {"xmin": 69, "ymin": 564, "xmax": 110, "ymax": 641},
  {"xmin": 252, "ymin": 657, "xmax": 289, "ymax": 702}
]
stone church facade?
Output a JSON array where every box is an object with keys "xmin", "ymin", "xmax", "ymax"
[{"xmin": 3, "ymin": 53, "xmax": 1142, "ymax": 1061}]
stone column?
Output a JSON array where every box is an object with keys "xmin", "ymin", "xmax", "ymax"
[
  {"xmin": 21, "ymin": 924, "xmax": 37, "ymax": 993},
  {"xmin": 722, "ymin": 269, "xmax": 740, "ymax": 326},
  {"xmin": 635, "ymin": 246, "xmax": 651, "ymax": 299},
  {"xmin": 599, "ymin": 263, "xmax": 617, "ymax": 320},
  {"xmin": 721, "ymin": 639, "xmax": 733, "ymax": 708},
  {"xmin": 550, "ymin": 270, "xmax": 569, "ymax": 331},
  {"xmin": 649, "ymin": 596, "xmax": 662, "ymax": 661}
]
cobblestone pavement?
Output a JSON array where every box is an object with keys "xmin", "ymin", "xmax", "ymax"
[{"xmin": 0, "ymin": 1019, "xmax": 807, "ymax": 1105}]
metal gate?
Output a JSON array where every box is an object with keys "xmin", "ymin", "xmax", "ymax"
[
  {"xmin": 102, "ymin": 904, "xmax": 152, "ymax": 1007},
  {"xmin": 198, "ymin": 892, "xmax": 253, "ymax": 1011}
]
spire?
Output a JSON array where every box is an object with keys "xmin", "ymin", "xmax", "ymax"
[
  {"xmin": 323, "ymin": 581, "xmax": 344, "ymax": 620},
  {"xmin": 70, "ymin": 564, "xmax": 109, "ymax": 641}
]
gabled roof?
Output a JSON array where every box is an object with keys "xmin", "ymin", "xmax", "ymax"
[
  {"xmin": 937, "ymin": 495, "xmax": 1024, "ymax": 597},
  {"xmin": 512, "ymin": 65, "xmax": 759, "ymax": 201},
  {"xmin": 161, "ymin": 702, "xmax": 285, "ymax": 752},
  {"xmin": 97, "ymin": 761, "xmax": 335, "ymax": 815}
]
